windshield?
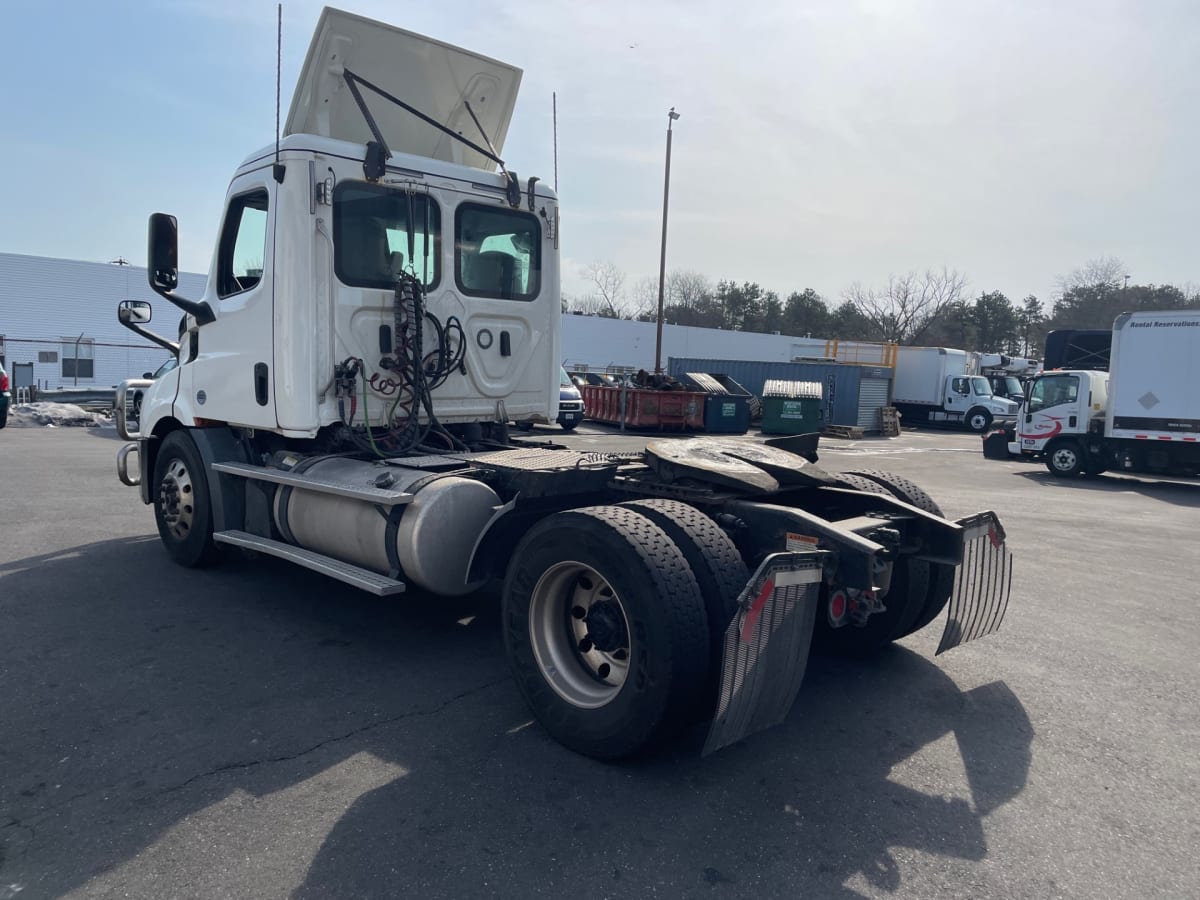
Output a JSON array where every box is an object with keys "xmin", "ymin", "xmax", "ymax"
[
  {"xmin": 560, "ymin": 367, "xmax": 573, "ymax": 387},
  {"xmin": 970, "ymin": 376, "xmax": 992, "ymax": 396},
  {"xmin": 1001, "ymin": 377, "xmax": 1022, "ymax": 397},
  {"xmin": 154, "ymin": 357, "xmax": 179, "ymax": 379}
]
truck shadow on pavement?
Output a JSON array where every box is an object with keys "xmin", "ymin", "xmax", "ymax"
[
  {"xmin": 0, "ymin": 538, "xmax": 1032, "ymax": 899},
  {"xmin": 1013, "ymin": 469, "xmax": 1200, "ymax": 507}
]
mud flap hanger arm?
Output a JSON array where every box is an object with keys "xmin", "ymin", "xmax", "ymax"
[{"xmin": 341, "ymin": 68, "xmax": 522, "ymax": 206}]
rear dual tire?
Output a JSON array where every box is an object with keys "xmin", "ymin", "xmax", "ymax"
[
  {"xmin": 819, "ymin": 469, "xmax": 956, "ymax": 651},
  {"xmin": 503, "ymin": 505, "xmax": 713, "ymax": 760}
]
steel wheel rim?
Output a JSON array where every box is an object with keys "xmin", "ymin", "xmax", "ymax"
[
  {"xmin": 159, "ymin": 458, "xmax": 195, "ymax": 540},
  {"xmin": 971, "ymin": 413, "xmax": 988, "ymax": 431},
  {"xmin": 528, "ymin": 561, "xmax": 632, "ymax": 709},
  {"xmin": 1052, "ymin": 447, "xmax": 1077, "ymax": 471}
]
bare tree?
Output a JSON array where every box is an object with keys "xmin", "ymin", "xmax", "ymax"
[
  {"xmin": 1056, "ymin": 256, "xmax": 1127, "ymax": 294},
  {"xmin": 842, "ymin": 267, "xmax": 969, "ymax": 344},
  {"xmin": 666, "ymin": 270, "xmax": 713, "ymax": 309},
  {"xmin": 581, "ymin": 261, "xmax": 628, "ymax": 317},
  {"xmin": 630, "ymin": 276, "xmax": 660, "ymax": 320}
]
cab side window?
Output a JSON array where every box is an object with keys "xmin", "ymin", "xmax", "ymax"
[
  {"xmin": 951, "ymin": 377, "xmax": 969, "ymax": 395},
  {"xmin": 217, "ymin": 189, "xmax": 269, "ymax": 298}
]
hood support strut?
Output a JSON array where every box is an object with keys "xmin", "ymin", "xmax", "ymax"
[{"xmin": 341, "ymin": 68, "xmax": 516, "ymax": 202}]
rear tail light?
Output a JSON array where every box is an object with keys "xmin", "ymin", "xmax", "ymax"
[{"xmin": 0, "ymin": 372, "xmax": 8, "ymax": 391}]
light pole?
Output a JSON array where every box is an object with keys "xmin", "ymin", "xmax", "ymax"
[{"xmin": 653, "ymin": 107, "xmax": 680, "ymax": 374}]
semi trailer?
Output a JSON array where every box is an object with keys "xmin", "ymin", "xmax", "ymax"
[
  {"xmin": 1013, "ymin": 310, "xmax": 1200, "ymax": 477},
  {"xmin": 892, "ymin": 346, "xmax": 1020, "ymax": 432},
  {"xmin": 113, "ymin": 7, "xmax": 1013, "ymax": 759}
]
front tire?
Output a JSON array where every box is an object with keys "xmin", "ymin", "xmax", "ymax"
[
  {"xmin": 153, "ymin": 430, "xmax": 221, "ymax": 568},
  {"xmin": 966, "ymin": 408, "xmax": 993, "ymax": 433},
  {"xmin": 559, "ymin": 420, "xmax": 579, "ymax": 432},
  {"xmin": 1046, "ymin": 440, "xmax": 1083, "ymax": 477},
  {"xmin": 502, "ymin": 506, "xmax": 709, "ymax": 759}
]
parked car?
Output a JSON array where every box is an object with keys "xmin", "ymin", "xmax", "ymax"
[
  {"xmin": 0, "ymin": 361, "xmax": 10, "ymax": 429},
  {"xmin": 556, "ymin": 367, "xmax": 583, "ymax": 431},
  {"xmin": 130, "ymin": 356, "xmax": 178, "ymax": 419},
  {"xmin": 514, "ymin": 367, "xmax": 585, "ymax": 432}
]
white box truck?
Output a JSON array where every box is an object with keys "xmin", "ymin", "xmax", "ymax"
[
  {"xmin": 1011, "ymin": 310, "xmax": 1200, "ymax": 477},
  {"xmin": 893, "ymin": 347, "xmax": 1019, "ymax": 432},
  {"xmin": 109, "ymin": 7, "xmax": 1013, "ymax": 760}
]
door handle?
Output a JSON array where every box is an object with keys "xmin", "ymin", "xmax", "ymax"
[{"xmin": 1069, "ymin": 415, "xmax": 1077, "ymax": 427}]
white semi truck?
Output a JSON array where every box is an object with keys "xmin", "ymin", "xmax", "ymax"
[
  {"xmin": 893, "ymin": 346, "xmax": 1020, "ymax": 432},
  {"xmin": 1012, "ymin": 310, "xmax": 1200, "ymax": 477},
  {"xmin": 112, "ymin": 7, "xmax": 1012, "ymax": 759}
]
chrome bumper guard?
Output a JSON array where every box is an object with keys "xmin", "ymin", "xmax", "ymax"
[
  {"xmin": 114, "ymin": 378, "xmax": 153, "ymax": 440},
  {"xmin": 936, "ymin": 511, "xmax": 1013, "ymax": 654},
  {"xmin": 703, "ymin": 550, "xmax": 827, "ymax": 756}
]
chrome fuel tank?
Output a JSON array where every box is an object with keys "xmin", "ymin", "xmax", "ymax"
[{"xmin": 272, "ymin": 457, "xmax": 500, "ymax": 596}]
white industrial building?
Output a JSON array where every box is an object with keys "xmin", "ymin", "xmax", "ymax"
[
  {"xmin": 0, "ymin": 253, "xmax": 207, "ymax": 392},
  {"xmin": 560, "ymin": 313, "xmax": 893, "ymax": 374}
]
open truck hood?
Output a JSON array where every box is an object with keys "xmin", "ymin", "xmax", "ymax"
[{"xmin": 285, "ymin": 7, "xmax": 522, "ymax": 171}]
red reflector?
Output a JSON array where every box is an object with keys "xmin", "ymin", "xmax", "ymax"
[
  {"xmin": 740, "ymin": 579, "xmax": 774, "ymax": 643},
  {"xmin": 830, "ymin": 591, "xmax": 846, "ymax": 620}
]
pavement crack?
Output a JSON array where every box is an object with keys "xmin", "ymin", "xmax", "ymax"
[{"xmin": 159, "ymin": 676, "xmax": 510, "ymax": 795}]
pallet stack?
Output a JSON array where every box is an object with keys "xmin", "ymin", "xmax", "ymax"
[{"xmin": 878, "ymin": 406, "xmax": 901, "ymax": 437}]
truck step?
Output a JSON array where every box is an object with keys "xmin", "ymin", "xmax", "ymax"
[
  {"xmin": 212, "ymin": 461, "xmax": 414, "ymax": 506},
  {"xmin": 213, "ymin": 530, "xmax": 407, "ymax": 596}
]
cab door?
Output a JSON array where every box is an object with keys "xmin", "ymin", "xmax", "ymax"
[
  {"xmin": 178, "ymin": 173, "xmax": 277, "ymax": 429},
  {"xmin": 1020, "ymin": 374, "xmax": 1084, "ymax": 449}
]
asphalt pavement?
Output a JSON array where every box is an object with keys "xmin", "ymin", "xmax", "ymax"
[{"xmin": 1, "ymin": 424, "xmax": 1198, "ymax": 899}]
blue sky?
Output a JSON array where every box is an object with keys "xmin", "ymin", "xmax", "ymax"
[{"xmin": 3, "ymin": 0, "xmax": 1198, "ymax": 305}]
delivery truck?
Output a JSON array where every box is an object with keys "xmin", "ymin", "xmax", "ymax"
[
  {"xmin": 892, "ymin": 346, "xmax": 1019, "ymax": 432},
  {"xmin": 1012, "ymin": 310, "xmax": 1200, "ymax": 477}
]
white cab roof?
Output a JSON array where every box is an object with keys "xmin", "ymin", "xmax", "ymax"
[{"xmin": 285, "ymin": 7, "xmax": 522, "ymax": 172}]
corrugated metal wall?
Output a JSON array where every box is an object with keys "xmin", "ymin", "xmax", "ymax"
[
  {"xmin": 0, "ymin": 253, "xmax": 207, "ymax": 389},
  {"xmin": 856, "ymin": 375, "xmax": 893, "ymax": 430}
]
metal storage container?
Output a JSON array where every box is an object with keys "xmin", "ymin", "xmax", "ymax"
[
  {"xmin": 582, "ymin": 385, "xmax": 705, "ymax": 430},
  {"xmin": 760, "ymin": 380, "xmax": 824, "ymax": 435},
  {"xmin": 679, "ymin": 373, "xmax": 750, "ymax": 434}
]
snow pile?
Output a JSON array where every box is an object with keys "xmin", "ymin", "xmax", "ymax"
[{"xmin": 8, "ymin": 402, "xmax": 112, "ymax": 428}]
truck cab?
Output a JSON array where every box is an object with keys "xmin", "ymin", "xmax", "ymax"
[
  {"xmin": 1010, "ymin": 370, "xmax": 1108, "ymax": 473},
  {"xmin": 131, "ymin": 9, "xmax": 559, "ymax": 448}
]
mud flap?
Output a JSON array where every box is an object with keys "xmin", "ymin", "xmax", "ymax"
[
  {"xmin": 702, "ymin": 551, "xmax": 826, "ymax": 756},
  {"xmin": 936, "ymin": 512, "xmax": 1013, "ymax": 654}
]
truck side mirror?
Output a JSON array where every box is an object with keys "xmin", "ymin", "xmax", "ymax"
[
  {"xmin": 118, "ymin": 299, "xmax": 152, "ymax": 324},
  {"xmin": 148, "ymin": 213, "xmax": 180, "ymax": 293}
]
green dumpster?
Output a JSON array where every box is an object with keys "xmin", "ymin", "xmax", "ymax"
[{"xmin": 760, "ymin": 380, "xmax": 823, "ymax": 435}]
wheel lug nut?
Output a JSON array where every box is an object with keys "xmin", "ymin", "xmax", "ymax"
[{"xmin": 578, "ymin": 636, "xmax": 593, "ymax": 653}]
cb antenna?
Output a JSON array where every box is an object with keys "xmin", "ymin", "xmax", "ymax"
[{"xmin": 273, "ymin": 3, "xmax": 285, "ymax": 183}]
